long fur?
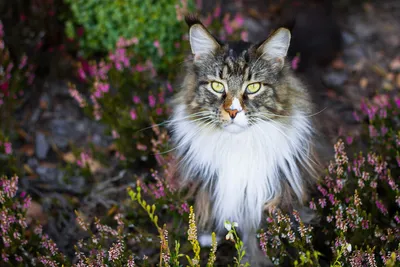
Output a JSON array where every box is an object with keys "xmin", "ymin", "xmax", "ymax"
[
  {"xmin": 169, "ymin": 17, "xmax": 320, "ymax": 265},
  {"xmin": 171, "ymin": 103, "xmax": 314, "ymax": 233}
]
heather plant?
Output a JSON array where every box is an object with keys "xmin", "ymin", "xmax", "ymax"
[
  {"xmin": 0, "ymin": 20, "xmax": 35, "ymax": 176},
  {"xmin": 0, "ymin": 175, "xmax": 68, "ymax": 266},
  {"xmin": 259, "ymin": 92, "xmax": 400, "ymax": 266}
]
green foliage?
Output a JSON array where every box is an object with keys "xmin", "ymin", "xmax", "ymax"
[{"xmin": 64, "ymin": 0, "xmax": 194, "ymax": 73}]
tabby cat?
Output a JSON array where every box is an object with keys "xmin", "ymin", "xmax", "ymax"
[{"xmin": 169, "ymin": 16, "xmax": 319, "ymax": 265}]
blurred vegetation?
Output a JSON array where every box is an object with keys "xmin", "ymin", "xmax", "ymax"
[{"xmin": 64, "ymin": 0, "xmax": 195, "ymax": 74}]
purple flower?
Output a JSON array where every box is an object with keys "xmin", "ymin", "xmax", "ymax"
[
  {"xmin": 375, "ymin": 200, "xmax": 388, "ymax": 215},
  {"xmin": 148, "ymin": 95, "xmax": 156, "ymax": 107},
  {"xmin": 4, "ymin": 142, "xmax": 12, "ymax": 154},
  {"xmin": 133, "ymin": 96, "xmax": 141, "ymax": 104},
  {"xmin": 291, "ymin": 55, "xmax": 301, "ymax": 70},
  {"xmin": 130, "ymin": 109, "xmax": 137, "ymax": 120}
]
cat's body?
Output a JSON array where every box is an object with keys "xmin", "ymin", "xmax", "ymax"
[{"xmin": 170, "ymin": 16, "xmax": 318, "ymax": 265}]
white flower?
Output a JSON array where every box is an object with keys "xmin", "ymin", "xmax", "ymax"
[
  {"xmin": 347, "ymin": 244, "xmax": 352, "ymax": 252},
  {"xmin": 225, "ymin": 232, "xmax": 234, "ymax": 241},
  {"xmin": 232, "ymin": 222, "xmax": 239, "ymax": 228},
  {"xmin": 224, "ymin": 221, "xmax": 232, "ymax": 231}
]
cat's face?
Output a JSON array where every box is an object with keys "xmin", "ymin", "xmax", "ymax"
[{"xmin": 182, "ymin": 18, "xmax": 293, "ymax": 134}]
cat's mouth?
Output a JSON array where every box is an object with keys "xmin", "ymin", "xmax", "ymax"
[{"xmin": 223, "ymin": 121, "xmax": 247, "ymax": 133}]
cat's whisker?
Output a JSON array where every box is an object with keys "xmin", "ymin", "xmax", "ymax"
[
  {"xmin": 135, "ymin": 111, "xmax": 211, "ymax": 133},
  {"xmin": 169, "ymin": 115, "xmax": 215, "ymax": 134},
  {"xmin": 154, "ymin": 117, "xmax": 215, "ymax": 155},
  {"xmin": 258, "ymin": 107, "xmax": 327, "ymax": 119}
]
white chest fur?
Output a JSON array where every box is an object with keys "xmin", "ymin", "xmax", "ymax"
[{"xmin": 171, "ymin": 105, "xmax": 313, "ymax": 232}]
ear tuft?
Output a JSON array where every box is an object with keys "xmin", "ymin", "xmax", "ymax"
[
  {"xmin": 189, "ymin": 24, "xmax": 220, "ymax": 59},
  {"xmin": 185, "ymin": 14, "xmax": 202, "ymax": 27},
  {"xmin": 257, "ymin": 28, "xmax": 291, "ymax": 64}
]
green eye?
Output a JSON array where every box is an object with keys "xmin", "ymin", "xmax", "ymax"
[
  {"xmin": 246, "ymin": 82, "xmax": 261, "ymax": 94},
  {"xmin": 211, "ymin": 81, "xmax": 225, "ymax": 93}
]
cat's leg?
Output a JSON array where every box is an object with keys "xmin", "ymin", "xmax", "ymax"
[{"xmin": 195, "ymin": 188, "xmax": 219, "ymax": 247}]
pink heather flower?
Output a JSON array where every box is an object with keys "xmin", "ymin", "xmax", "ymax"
[
  {"xmin": 15, "ymin": 255, "xmax": 23, "ymax": 262},
  {"xmin": 213, "ymin": 4, "xmax": 221, "ymax": 18},
  {"xmin": 23, "ymin": 195, "xmax": 31, "ymax": 209},
  {"xmin": 77, "ymin": 152, "xmax": 90, "ymax": 168},
  {"xmin": 19, "ymin": 55, "xmax": 28, "ymax": 69},
  {"xmin": 317, "ymin": 185, "xmax": 328, "ymax": 196},
  {"xmin": 69, "ymin": 87, "xmax": 87, "ymax": 108},
  {"xmin": 127, "ymin": 257, "xmax": 135, "ymax": 267},
  {"xmin": 318, "ymin": 198, "xmax": 327, "ymax": 208},
  {"xmin": 4, "ymin": 142, "xmax": 12, "ymax": 154},
  {"xmin": 158, "ymin": 92, "xmax": 165, "ymax": 104},
  {"xmin": 109, "ymin": 48, "xmax": 130, "ymax": 70},
  {"xmin": 78, "ymin": 67, "xmax": 86, "ymax": 81},
  {"xmin": 369, "ymin": 125, "xmax": 378, "ymax": 137},
  {"xmin": 112, "ymin": 130, "xmax": 120, "ymax": 139},
  {"xmin": 0, "ymin": 22, "xmax": 3, "ymax": 38},
  {"xmin": 133, "ymin": 96, "xmax": 141, "ymax": 104},
  {"xmin": 373, "ymin": 94, "xmax": 389, "ymax": 108},
  {"xmin": 346, "ymin": 136, "xmax": 353, "ymax": 145},
  {"xmin": 224, "ymin": 19, "xmax": 234, "ymax": 35},
  {"xmin": 241, "ymin": 31, "xmax": 249, "ymax": 42},
  {"xmin": 174, "ymin": 42, "xmax": 181, "ymax": 49},
  {"xmin": 181, "ymin": 202, "xmax": 189, "ymax": 213},
  {"xmin": 130, "ymin": 109, "xmax": 137, "ymax": 120},
  {"xmin": 361, "ymin": 219, "xmax": 369, "ymax": 229},
  {"xmin": 153, "ymin": 40, "xmax": 160, "ymax": 48},
  {"xmin": 2, "ymin": 252, "xmax": 9, "ymax": 262},
  {"xmin": 156, "ymin": 108, "xmax": 163, "ymax": 115},
  {"xmin": 375, "ymin": 200, "xmax": 388, "ymax": 215},
  {"xmin": 203, "ymin": 14, "xmax": 212, "ymax": 27},
  {"xmin": 380, "ymin": 126, "xmax": 388, "ymax": 136},
  {"xmin": 395, "ymin": 98, "xmax": 400, "ymax": 108},
  {"xmin": 41, "ymin": 235, "xmax": 59, "ymax": 255},
  {"xmin": 233, "ymin": 14, "xmax": 244, "ymax": 28},
  {"xmin": 352, "ymin": 111, "xmax": 360, "ymax": 122},
  {"xmin": 309, "ymin": 201, "xmax": 316, "ymax": 210},
  {"xmin": 328, "ymin": 194, "xmax": 335, "ymax": 205},
  {"xmin": 166, "ymin": 82, "xmax": 173, "ymax": 93},
  {"xmin": 136, "ymin": 143, "xmax": 147, "ymax": 151},
  {"xmin": 148, "ymin": 95, "xmax": 156, "ymax": 107},
  {"xmin": 394, "ymin": 215, "xmax": 400, "ymax": 224}
]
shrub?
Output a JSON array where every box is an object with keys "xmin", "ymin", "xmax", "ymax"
[
  {"xmin": 0, "ymin": 20, "xmax": 35, "ymax": 176},
  {"xmin": 64, "ymin": 0, "xmax": 195, "ymax": 74},
  {"xmin": 260, "ymin": 93, "xmax": 400, "ymax": 266}
]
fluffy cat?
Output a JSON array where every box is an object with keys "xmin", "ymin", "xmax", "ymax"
[{"xmin": 169, "ymin": 16, "xmax": 319, "ymax": 265}]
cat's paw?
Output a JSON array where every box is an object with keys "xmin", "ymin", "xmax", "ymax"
[{"xmin": 198, "ymin": 232, "xmax": 221, "ymax": 247}]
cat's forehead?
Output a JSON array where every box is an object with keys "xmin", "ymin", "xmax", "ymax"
[{"xmin": 213, "ymin": 41, "xmax": 254, "ymax": 77}]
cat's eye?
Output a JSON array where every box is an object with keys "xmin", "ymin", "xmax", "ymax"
[
  {"xmin": 211, "ymin": 81, "xmax": 225, "ymax": 93},
  {"xmin": 245, "ymin": 82, "xmax": 261, "ymax": 94}
]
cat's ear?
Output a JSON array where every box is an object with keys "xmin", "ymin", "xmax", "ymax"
[
  {"xmin": 257, "ymin": 28, "xmax": 291, "ymax": 69},
  {"xmin": 188, "ymin": 23, "xmax": 220, "ymax": 60}
]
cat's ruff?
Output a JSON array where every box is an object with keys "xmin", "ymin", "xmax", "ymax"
[{"xmin": 171, "ymin": 103, "xmax": 313, "ymax": 233}]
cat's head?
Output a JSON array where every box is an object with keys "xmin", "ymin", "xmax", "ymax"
[{"xmin": 179, "ymin": 16, "xmax": 303, "ymax": 134}]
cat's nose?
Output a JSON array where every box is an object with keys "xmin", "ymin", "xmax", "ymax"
[{"xmin": 225, "ymin": 108, "xmax": 239, "ymax": 119}]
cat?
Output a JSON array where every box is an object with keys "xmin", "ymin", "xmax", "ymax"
[{"xmin": 169, "ymin": 16, "xmax": 319, "ymax": 265}]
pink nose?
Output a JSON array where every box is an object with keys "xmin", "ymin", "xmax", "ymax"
[{"xmin": 225, "ymin": 109, "xmax": 239, "ymax": 119}]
